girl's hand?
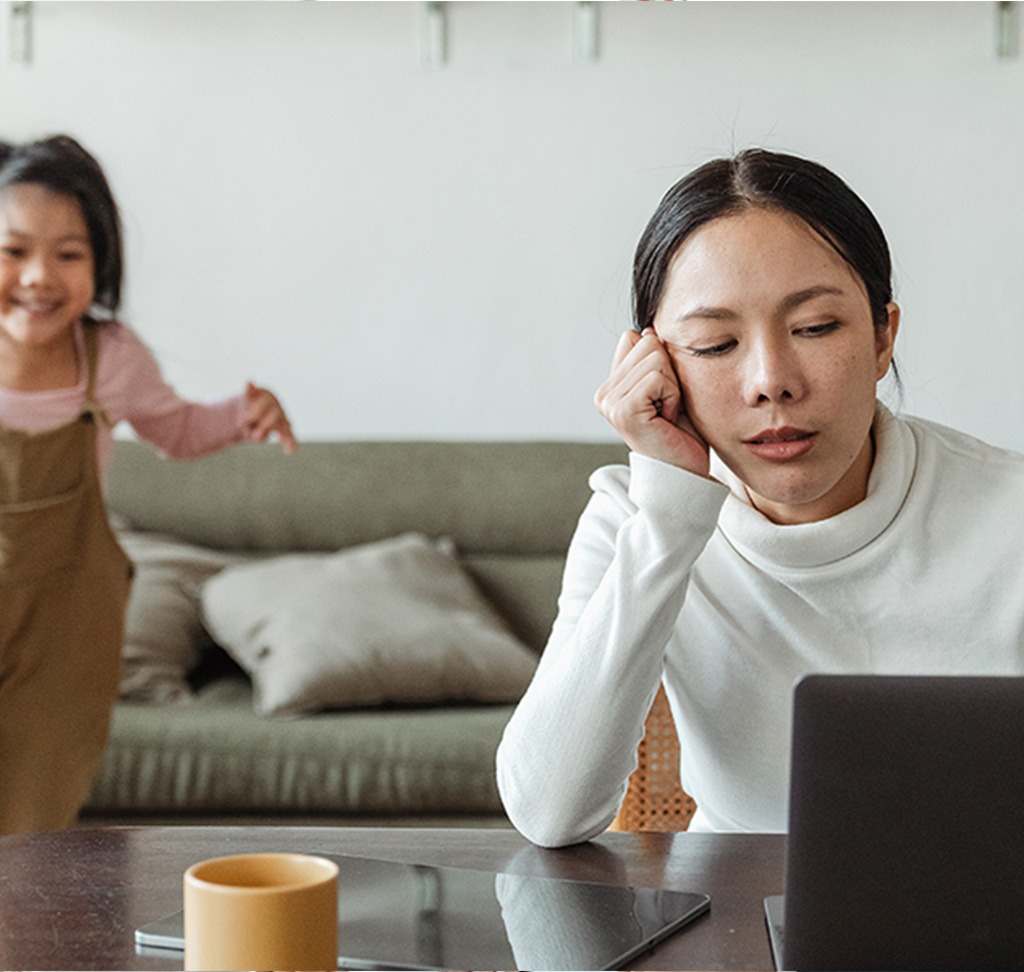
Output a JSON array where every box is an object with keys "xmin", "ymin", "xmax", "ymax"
[
  {"xmin": 243, "ymin": 381, "xmax": 297, "ymax": 455},
  {"xmin": 594, "ymin": 328, "xmax": 709, "ymax": 477}
]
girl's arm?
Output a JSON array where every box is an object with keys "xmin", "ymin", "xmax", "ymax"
[
  {"xmin": 495, "ymin": 454, "xmax": 727, "ymax": 848},
  {"xmin": 99, "ymin": 324, "xmax": 294, "ymax": 458}
]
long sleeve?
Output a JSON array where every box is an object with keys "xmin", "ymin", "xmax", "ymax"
[
  {"xmin": 98, "ymin": 324, "xmax": 245, "ymax": 460},
  {"xmin": 495, "ymin": 453, "xmax": 728, "ymax": 847}
]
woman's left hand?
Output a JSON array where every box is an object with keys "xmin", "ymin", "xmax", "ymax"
[{"xmin": 242, "ymin": 381, "xmax": 297, "ymax": 454}]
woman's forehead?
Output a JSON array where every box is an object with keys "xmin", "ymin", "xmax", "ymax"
[{"xmin": 661, "ymin": 209, "xmax": 868, "ymax": 314}]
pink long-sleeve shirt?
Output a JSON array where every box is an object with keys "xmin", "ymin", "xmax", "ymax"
[{"xmin": 0, "ymin": 320, "xmax": 246, "ymax": 473}]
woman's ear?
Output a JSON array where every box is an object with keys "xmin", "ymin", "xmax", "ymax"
[{"xmin": 875, "ymin": 302, "xmax": 900, "ymax": 379}]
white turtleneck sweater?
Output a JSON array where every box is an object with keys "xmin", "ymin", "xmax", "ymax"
[{"xmin": 496, "ymin": 406, "xmax": 1024, "ymax": 845}]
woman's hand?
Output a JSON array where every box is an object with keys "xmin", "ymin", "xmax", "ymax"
[
  {"xmin": 242, "ymin": 381, "xmax": 297, "ymax": 455},
  {"xmin": 594, "ymin": 328, "xmax": 709, "ymax": 477}
]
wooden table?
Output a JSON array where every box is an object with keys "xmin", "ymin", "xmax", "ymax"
[{"xmin": 0, "ymin": 825, "xmax": 786, "ymax": 970}]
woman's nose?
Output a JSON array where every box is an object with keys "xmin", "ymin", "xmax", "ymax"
[{"xmin": 743, "ymin": 338, "xmax": 807, "ymax": 405}]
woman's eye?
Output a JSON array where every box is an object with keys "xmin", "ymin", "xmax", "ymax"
[
  {"xmin": 58, "ymin": 250, "xmax": 87, "ymax": 262},
  {"xmin": 689, "ymin": 339, "xmax": 737, "ymax": 358},
  {"xmin": 797, "ymin": 321, "xmax": 840, "ymax": 337},
  {"xmin": 1, "ymin": 245, "xmax": 25, "ymax": 259}
]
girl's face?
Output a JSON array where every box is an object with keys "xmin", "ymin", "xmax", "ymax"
[
  {"xmin": 0, "ymin": 183, "xmax": 95, "ymax": 353},
  {"xmin": 653, "ymin": 207, "xmax": 898, "ymax": 525}
]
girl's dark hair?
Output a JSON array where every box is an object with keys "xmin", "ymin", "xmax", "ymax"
[
  {"xmin": 0, "ymin": 134, "xmax": 123, "ymax": 317},
  {"xmin": 633, "ymin": 148, "xmax": 894, "ymax": 338}
]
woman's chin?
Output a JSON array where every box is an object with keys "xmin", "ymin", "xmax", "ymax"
[{"xmin": 745, "ymin": 472, "xmax": 867, "ymax": 525}]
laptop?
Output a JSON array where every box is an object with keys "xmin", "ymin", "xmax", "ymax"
[
  {"xmin": 765, "ymin": 674, "xmax": 1024, "ymax": 972},
  {"xmin": 136, "ymin": 852, "xmax": 710, "ymax": 970}
]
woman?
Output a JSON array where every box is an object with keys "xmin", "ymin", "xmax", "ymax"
[{"xmin": 496, "ymin": 148, "xmax": 1024, "ymax": 845}]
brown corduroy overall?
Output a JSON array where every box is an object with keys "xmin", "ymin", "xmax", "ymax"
[{"xmin": 0, "ymin": 322, "xmax": 132, "ymax": 834}]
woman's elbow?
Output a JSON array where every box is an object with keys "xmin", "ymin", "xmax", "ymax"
[
  {"xmin": 497, "ymin": 764, "xmax": 614, "ymax": 848},
  {"xmin": 512, "ymin": 814, "xmax": 610, "ymax": 849}
]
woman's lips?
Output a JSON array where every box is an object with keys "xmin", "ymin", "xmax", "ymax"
[{"xmin": 743, "ymin": 427, "xmax": 817, "ymax": 461}]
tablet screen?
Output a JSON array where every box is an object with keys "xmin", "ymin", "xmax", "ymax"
[{"xmin": 136, "ymin": 851, "xmax": 710, "ymax": 970}]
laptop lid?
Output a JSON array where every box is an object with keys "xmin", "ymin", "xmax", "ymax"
[{"xmin": 781, "ymin": 674, "xmax": 1024, "ymax": 972}]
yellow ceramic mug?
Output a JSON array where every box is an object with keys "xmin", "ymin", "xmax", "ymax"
[{"xmin": 183, "ymin": 852, "xmax": 338, "ymax": 971}]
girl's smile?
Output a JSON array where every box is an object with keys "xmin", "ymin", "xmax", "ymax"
[{"xmin": 653, "ymin": 207, "xmax": 899, "ymax": 525}]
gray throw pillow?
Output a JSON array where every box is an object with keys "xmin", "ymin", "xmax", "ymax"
[
  {"xmin": 117, "ymin": 527, "xmax": 240, "ymax": 703},
  {"xmin": 200, "ymin": 533, "xmax": 539, "ymax": 716}
]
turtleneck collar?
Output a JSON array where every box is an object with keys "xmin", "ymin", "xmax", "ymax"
[{"xmin": 709, "ymin": 403, "xmax": 916, "ymax": 570}]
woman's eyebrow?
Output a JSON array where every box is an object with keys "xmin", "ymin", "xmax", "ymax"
[
  {"xmin": 677, "ymin": 284, "xmax": 848, "ymax": 324},
  {"xmin": 677, "ymin": 304, "xmax": 739, "ymax": 324},
  {"xmin": 778, "ymin": 284, "xmax": 847, "ymax": 312}
]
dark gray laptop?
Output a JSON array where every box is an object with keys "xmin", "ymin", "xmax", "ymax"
[{"xmin": 766, "ymin": 674, "xmax": 1024, "ymax": 972}]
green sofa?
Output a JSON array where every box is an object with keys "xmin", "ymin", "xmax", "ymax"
[{"xmin": 82, "ymin": 439, "xmax": 626, "ymax": 827}]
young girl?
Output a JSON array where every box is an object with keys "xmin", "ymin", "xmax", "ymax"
[
  {"xmin": 0, "ymin": 134, "xmax": 295, "ymax": 834},
  {"xmin": 496, "ymin": 148, "xmax": 1024, "ymax": 845}
]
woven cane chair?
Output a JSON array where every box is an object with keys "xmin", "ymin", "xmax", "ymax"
[{"xmin": 608, "ymin": 684, "xmax": 697, "ymax": 832}]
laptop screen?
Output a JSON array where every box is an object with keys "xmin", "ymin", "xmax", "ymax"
[{"xmin": 780, "ymin": 674, "xmax": 1024, "ymax": 972}]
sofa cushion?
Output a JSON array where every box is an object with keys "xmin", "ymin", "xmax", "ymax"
[
  {"xmin": 87, "ymin": 676, "xmax": 513, "ymax": 817},
  {"xmin": 106, "ymin": 440, "xmax": 629, "ymax": 556},
  {"xmin": 117, "ymin": 528, "xmax": 240, "ymax": 703},
  {"xmin": 461, "ymin": 554, "xmax": 567, "ymax": 653},
  {"xmin": 201, "ymin": 533, "xmax": 539, "ymax": 717}
]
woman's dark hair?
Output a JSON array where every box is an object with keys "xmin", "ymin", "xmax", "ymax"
[
  {"xmin": 633, "ymin": 149, "xmax": 894, "ymax": 339},
  {"xmin": 0, "ymin": 134, "xmax": 123, "ymax": 317}
]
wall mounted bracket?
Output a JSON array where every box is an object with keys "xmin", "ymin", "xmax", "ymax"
[
  {"xmin": 574, "ymin": 1, "xmax": 598, "ymax": 63},
  {"xmin": 997, "ymin": 1, "xmax": 1019, "ymax": 58},
  {"xmin": 10, "ymin": 1, "xmax": 32, "ymax": 65},
  {"xmin": 421, "ymin": 1, "xmax": 446, "ymax": 69}
]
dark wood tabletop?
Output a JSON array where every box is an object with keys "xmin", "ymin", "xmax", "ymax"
[{"xmin": 0, "ymin": 825, "xmax": 786, "ymax": 971}]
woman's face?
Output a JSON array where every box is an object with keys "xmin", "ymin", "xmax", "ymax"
[{"xmin": 653, "ymin": 207, "xmax": 898, "ymax": 525}]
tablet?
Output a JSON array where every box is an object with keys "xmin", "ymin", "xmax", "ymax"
[{"xmin": 135, "ymin": 851, "xmax": 710, "ymax": 971}]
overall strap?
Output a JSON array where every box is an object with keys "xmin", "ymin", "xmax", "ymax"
[{"xmin": 80, "ymin": 320, "xmax": 110, "ymax": 426}]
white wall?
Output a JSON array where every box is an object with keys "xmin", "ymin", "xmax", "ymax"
[{"xmin": 2, "ymin": 1, "xmax": 1023, "ymax": 447}]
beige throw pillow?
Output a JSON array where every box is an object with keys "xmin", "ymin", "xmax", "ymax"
[
  {"xmin": 116, "ymin": 528, "xmax": 240, "ymax": 703},
  {"xmin": 200, "ymin": 533, "xmax": 539, "ymax": 716}
]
